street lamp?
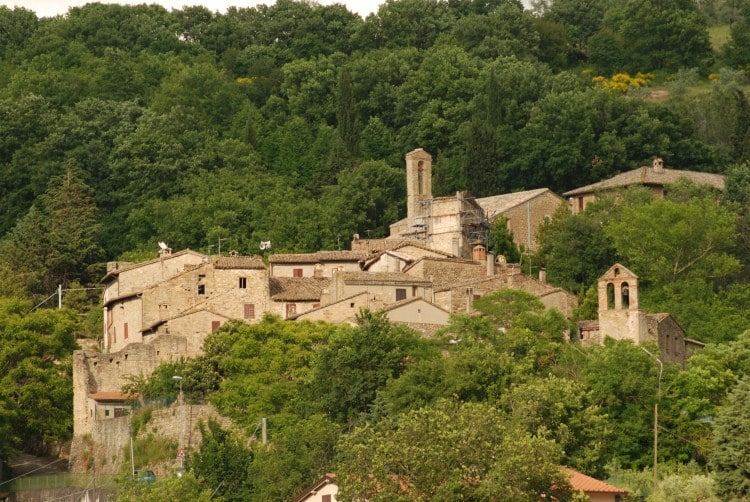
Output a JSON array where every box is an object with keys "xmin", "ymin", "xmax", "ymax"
[
  {"xmin": 641, "ymin": 346, "xmax": 663, "ymax": 491},
  {"xmin": 172, "ymin": 375, "xmax": 184, "ymax": 470}
]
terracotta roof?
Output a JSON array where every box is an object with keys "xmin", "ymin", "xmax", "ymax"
[
  {"xmin": 577, "ymin": 320, "xmax": 600, "ymax": 330},
  {"xmin": 213, "ymin": 255, "xmax": 266, "ymax": 269},
  {"xmin": 340, "ymin": 271, "xmax": 433, "ymax": 285},
  {"xmin": 269, "ymin": 250, "xmax": 372, "ymax": 264},
  {"xmin": 269, "ymin": 277, "xmax": 330, "ymax": 301},
  {"xmin": 351, "ymin": 238, "xmax": 428, "ymax": 253},
  {"xmin": 476, "ymin": 188, "xmax": 561, "ymax": 216},
  {"xmin": 562, "ymin": 467, "xmax": 626, "ymax": 494},
  {"xmin": 563, "ymin": 166, "xmax": 725, "ymax": 196},
  {"xmin": 88, "ymin": 392, "xmax": 137, "ymax": 402}
]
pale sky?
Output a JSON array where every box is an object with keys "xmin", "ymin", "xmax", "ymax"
[{"xmin": 0, "ymin": 0, "xmax": 384, "ymax": 18}]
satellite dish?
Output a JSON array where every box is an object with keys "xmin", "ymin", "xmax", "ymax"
[
  {"xmin": 260, "ymin": 241, "xmax": 271, "ymax": 251},
  {"xmin": 158, "ymin": 241, "xmax": 169, "ymax": 250}
]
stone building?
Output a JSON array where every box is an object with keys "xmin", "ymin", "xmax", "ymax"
[
  {"xmin": 576, "ymin": 264, "xmax": 703, "ymax": 364},
  {"xmin": 563, "ymin": 158, "xmax": 726, "ymax": 214},
  {"xmin": 387, "ymin": 148, "xmax": 486, "ymax": 259},
  {"xmin": 475, "ymin": 188, "xmax": 564, "ymax": 251},
  {"xmin": 103, "ymin": 249, "xmax": 268, "ymax": 354}
]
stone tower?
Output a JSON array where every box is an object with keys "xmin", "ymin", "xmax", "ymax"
[
  {"xmin": 405, "ymin": 148, "xmax": 433, "ymax": 228},
  {"xmin": 597, "ymin": 263, "xmax": 648, "ymax": 343}
]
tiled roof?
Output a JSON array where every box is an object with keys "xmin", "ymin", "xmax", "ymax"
[
  {"xmin": 476, "ymin": 188, "xmax": 560, "ymax": 216},
  {"xmin": 563, "ymin": 166, "xmax": 725, "ymax": 196},
  {"xmin": 88, "ymin": 392, "xmax": 137, "ymax": 402},
  {"xmin": 269, "ymin": 250, "xmax": 372, "ymax": 263},
  {"xmin": 562, "ymin": 467, "xmax": 626, "ymax": 494},
  {"xmin": 340, "ymin": 271, "xmax": 433, "ymax": 285},
  {"xmin": 351, "ymin": 238, "xmax": 426, "ymax": 253},
  {"xmin": 213, "ymin": 255, "xmax": 266, "ymax": 269},
  {"xmin": 290, "ymin": 474, "xmax": 337, "ymax": 502},
  {"xmin": 270, "ymin": 277, "xmax": 330, "ymax": 301}
]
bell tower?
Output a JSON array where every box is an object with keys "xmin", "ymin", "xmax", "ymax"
[
  {"xmin": 598, "ymin": 263, "xmax": 648, "ymax": 343},
  {"xmin": 405, "ymin": 148, "xmax": 432, "ymax": 227}
]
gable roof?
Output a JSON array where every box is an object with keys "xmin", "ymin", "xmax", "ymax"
[
  {"xmin": 562, "ymin": 467, "xmax": 626, "ymax": 494},
  {"xmin": 102, "ymin": 249, "xmax": 206, "ymax": 282},
  {"xmin": 563, "ymin": 165, "xmax": 725, "ymax": 197},
  {"xmin": 599, "ymin": 263, "xmax": 638, "ymax": 281},
  {"xmin": 476, "ymin": 188, "xmax": 561, "ymax": 216},
  {"xmin": 378, "ymin": 296, "xmax": 451, "ymax": 315},
  {"xmin": 290, "ymin": 474, "xmax": 337, "ymax": 502},
  {"xmin": 269, "ymin": 277, "xmax": 330, "ymax": 301}
]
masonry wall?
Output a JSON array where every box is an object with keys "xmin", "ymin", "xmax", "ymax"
[
  {"xmin": 70, "ymin": 404, "xmax": 233, "ymax": 475},
  {"xmin": 73, "ymin": 338, "xmax": 188, "ymax": 438},
  {"xmin": 501, "ymin": 192, "xmax": 563, "ymax": 251},
  {"xmin": 295, "ymin": 293, "xmax": 375, "ymax": 324},
  {"xmin": 105, "ymin": 297, "xmax": 143, "ymax": 353}
]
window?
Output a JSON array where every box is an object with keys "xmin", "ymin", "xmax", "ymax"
[
  {"xmin": 412, "ymin": 286, "xmax": 418, "ymax": 297},
  {"xmin": 239, "ymin": 277, "xmax": 247, "ymax": 289},
  {"xmin": 607, "ymin": 283, "xmax": 615, "ymax": 309},
  {"xmin": 244, "ymin": 304, "xmax": 255, "ymax": 320},
  {"xmin": 211, "ymin": 321, "xmax": 221, "ymax": 332},
  {"xmin": 396, "ymin": 288, "xmax": 407, "ymax": 301},
  {"xmin": 322, "ymin": 496, "xmax": 332, "ymax": 502},
  {"xmin": 293, "ymin": 268, "xmax": 303, "ymax": 277},
  {"xmin": 104, "ymin": 409, "xmax": 110, "ymax": 417},
  {"xmin": 621, "ymin": 282, "xmax": 630, "ymax": 308},
  {"xmin": 578, "ymin": 197, "xmax": 584, "ymax": 212},
  {"xmin": 286, "ymin": 304, "xmax": 297, "ymax": 318},
  {"xmin": 198, "ymin": 275, "xmax": 206, "ymax": 295},
  {"xmin": 123, "ymin": 323, "xmax": 128, "ymax": 340}
]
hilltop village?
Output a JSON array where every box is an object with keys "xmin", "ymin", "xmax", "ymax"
[{"xmin": 71, "ymin": 148, "xmax": 720, "ymax": 477}]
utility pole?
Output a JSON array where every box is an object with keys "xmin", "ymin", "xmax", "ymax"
[
  {"xmin": 173, "ymin": 375, "xmax": 184, "ymax": 470},
  {"xmin": 641, "ymin": 346, "xmax": 663, "ymax": 491}
]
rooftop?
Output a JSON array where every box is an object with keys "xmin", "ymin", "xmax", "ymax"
[
  {"xmin": 563, "ymin": 165, "xmax": 725, "ymax": 197},
  {"xmin": 476, "ymin": 188, "xmax": 560, "ymax": 216}
]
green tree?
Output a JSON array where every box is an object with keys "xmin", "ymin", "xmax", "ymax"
[
  {"xmin": 115, "ymin": 471, "xmax": 214, "ymax": 502},
  {"xmin": 711, "ymin": 376, "xmax": 750, "ymax": 500},
  {"xmin": 337, "ymin": 399, "xmax": 573, "ymax": 501},
  {"xmin": 188, "ymin": 419, "xmax": 253, "ymax": 501},
  {"xmin": 310, "ymin": 310, "xmax": 435, "ymax": 424},
  {"xmin": 605, "ymin": 197, "xmax": 740, "ymax": 286}
]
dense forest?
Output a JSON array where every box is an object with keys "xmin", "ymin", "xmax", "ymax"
[{"xmin": 1, "ymin": 0, "xmax": 750, "ymax": 499}]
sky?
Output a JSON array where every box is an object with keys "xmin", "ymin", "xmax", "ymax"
[{"xmin": 0, "ymin": 0, "xmax": 384, "ymax": 18}]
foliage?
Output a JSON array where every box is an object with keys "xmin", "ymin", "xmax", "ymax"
[
  {"xmin": 0, "ymin": 300, "xmax": 78, "ymax": 456},
  {"xmin": 593, "ymin": 72, "xmax": 653, "ymax": 93},
  {"xmin": 124, "ymin": 434, "xmax": 178, "ymax": 473},
  {"xmin": 188, "ymin": 419, "xmax": 253, "ymax": 502},
  {"xmin": 309, "ymin": 310, "xmax": 436, "ymax": 424},
  {"xmin": 710, "ymin": 376, "xmax": 750, "ymax": 500},
  {"xmin": 115, "ymin": 471, "xmax": 216, "ymax": 502},
  {"xmin": 336, "ymin": 398, "xmax": 573, "ymax": 501}
]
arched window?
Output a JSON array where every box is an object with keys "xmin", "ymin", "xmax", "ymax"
[
  {"xmin": 607, "ymin": 282, "xmax": 615, "ymax": 309},
  {"xmin": 621, "ymin": 282, "xmax": 630, "ymax": 308}
]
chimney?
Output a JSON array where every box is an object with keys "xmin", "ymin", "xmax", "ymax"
[
  {"xmin": 487, "ymin": 253, "xmax": 495, "ymax": 276},
  {"xmin": 539, "ymin": 268, "xmax": 547, "ymax": 283},
  {"xmin": 314, "ymin": 263, "xmax": 323, "ymax": 278},
  {"xmin": 652, "ymin": 158, "xmax": 664, "ymax": 173},
  {"xmin": 472, "ymin": 244, "xmax": 487, "ymax": 262}
]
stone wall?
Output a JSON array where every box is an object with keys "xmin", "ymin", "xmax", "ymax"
[
  {"xmin": 501, "ymin": 192, "xmax": 563, "ymax": 251},
  {"xmin": 70, "ymin": 403, "xmax": 233, "ymax": 475}
]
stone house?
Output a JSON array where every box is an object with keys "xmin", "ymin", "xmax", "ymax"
[
  {"xmin": 563, "ymin": 158, "xmax": 726, "ymax": 214},
  {"xmin": 475, "ymin": 188, "xmax": 564, "ymax": 251},
  {"xmin": 361, "ymin": 242, "xmax": 454, "ymax": 272},
  {"xmin": 576, "ymin": 263, "xmax": 703, "ymax": 365},
  {"xmin": 103, "ymin": 250, "xmax": 268, "ymax": 354},
  {"xmin": 291, "ymin": 474, "xmax": 339, "ymax": 502},
  {"xmin": 269, "ymin": 276, "xmax": 330, "ymax": 319}
]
